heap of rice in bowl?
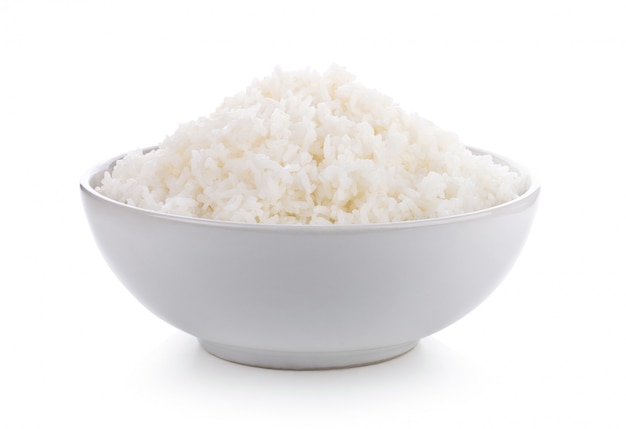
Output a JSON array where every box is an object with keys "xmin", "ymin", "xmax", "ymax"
[{"xmin": 98, "ymin": 66, "xmax": 528, "ymax": 225}]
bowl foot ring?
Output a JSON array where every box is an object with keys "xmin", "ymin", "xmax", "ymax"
[{"xmin": 198, "ymin": 339, "xmax": 417, "ymax": 370}]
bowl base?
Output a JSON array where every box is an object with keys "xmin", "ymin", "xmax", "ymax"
[{"xmin": 198, "ymin": 339, "xmax": 417, "ymax": 370}]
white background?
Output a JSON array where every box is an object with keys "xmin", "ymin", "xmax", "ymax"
[{"xmin": 1, "ymin": 0, "xmax": 625, "ymax": 427}]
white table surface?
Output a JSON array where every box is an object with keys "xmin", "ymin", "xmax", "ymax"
[{"xmin": 2, "ymin": 1, "xmax": 624, "ymax": 427}]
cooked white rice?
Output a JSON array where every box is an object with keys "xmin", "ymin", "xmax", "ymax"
[{"xmin": 97, "ymin": 66, "xmax": 528, "ymax": 225}]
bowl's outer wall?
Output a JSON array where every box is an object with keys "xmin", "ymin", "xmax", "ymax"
[{"xmin": 81, "ymin": 182, "xmax": 539, "ymax": 353}]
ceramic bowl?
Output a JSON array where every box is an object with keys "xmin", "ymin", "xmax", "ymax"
[{"xmin": 80, "ymin": 147, "xmax": 539, "ymax": 369}]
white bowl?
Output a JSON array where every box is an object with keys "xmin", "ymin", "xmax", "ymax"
[{"xmin": 80, "ymin": 147, "xmax": 539, "ymax": 369}]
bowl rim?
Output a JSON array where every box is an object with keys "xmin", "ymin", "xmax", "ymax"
[{"xmin": 80, "ymin": 145, "xmax": 540, "ymax": 232}]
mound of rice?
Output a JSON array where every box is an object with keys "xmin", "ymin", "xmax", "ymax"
[{"xmin": 98, "ymin": 66, "xmax": 528, "ymax": 225}]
